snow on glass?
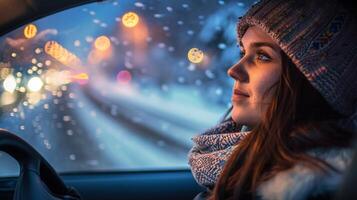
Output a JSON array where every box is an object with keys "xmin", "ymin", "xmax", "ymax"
[{"xmin": 0, "ymin": 0, "xmax": 249, "ymax": 175}]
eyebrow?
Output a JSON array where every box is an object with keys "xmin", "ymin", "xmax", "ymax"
[{"xmin": 239, "ymin": 41, "xmax": 280, "ymax": 53}]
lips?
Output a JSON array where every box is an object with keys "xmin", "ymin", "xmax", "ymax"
[{"xmin": 233, "ymin": 89, "xmax": 250, "ymax": 97}]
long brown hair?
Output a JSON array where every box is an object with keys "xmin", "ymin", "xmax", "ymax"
[{"xmin": 210, "ymin": 53, "xmax": 354, "ymax": 200}]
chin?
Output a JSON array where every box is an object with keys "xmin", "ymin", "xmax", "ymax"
[
  {"xmin": 231, "ymin": 107, "xmax": 258, "ymax": 126},
  {"xmin": 231, "ymin": 108, "xmax": 246, "ymax": 124}
]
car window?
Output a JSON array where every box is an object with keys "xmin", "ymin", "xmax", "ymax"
[{"xmin": 0, "ymin": 0, "xmax": 252, "ymax": 176}]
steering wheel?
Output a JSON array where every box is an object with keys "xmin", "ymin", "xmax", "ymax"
[{"xmin": 0, "ymin": 129, "xmax": 81, "ymax": 200}]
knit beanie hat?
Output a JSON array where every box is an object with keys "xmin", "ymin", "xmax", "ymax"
[{"xmin": 237, "ymin": 0, "xmax": 357, "ymax": 131}]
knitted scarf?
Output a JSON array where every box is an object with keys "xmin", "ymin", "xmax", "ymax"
[{"xmin": 188, "ymin": 118, "xmax": 250, "ymax": 188}]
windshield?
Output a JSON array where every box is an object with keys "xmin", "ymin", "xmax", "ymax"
[{"xmin": 0, "ymin": 0, "xmax": 251, "ymax": 176}]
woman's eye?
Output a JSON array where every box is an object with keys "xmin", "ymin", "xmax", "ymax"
[{"xmin": 256, "ymin": 52, "xmax": 271, "ymax": 62}]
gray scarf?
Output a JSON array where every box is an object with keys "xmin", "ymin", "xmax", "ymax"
[{"xmin": 188, "ymin": 118, "xmax": 250, "ymax": 187}]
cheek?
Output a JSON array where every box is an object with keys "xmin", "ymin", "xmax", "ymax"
[{"xmin": 250, "ymin": 69, "xmax": 281, "ymax": 103}]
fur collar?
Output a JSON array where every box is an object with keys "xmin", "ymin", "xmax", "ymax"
[{"xmin": 257, "ymin": 147, "xmax": 354, "ymax": 200}]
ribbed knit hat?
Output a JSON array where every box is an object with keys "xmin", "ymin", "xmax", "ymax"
[{"xmin": 237, "ymin": 0, "xmax": 357, "ymax": 131}]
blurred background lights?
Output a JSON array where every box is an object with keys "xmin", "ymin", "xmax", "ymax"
[
  {"xmin": 94, "ymin": 36, "xmax": 111, "ymax": 51},
  {"xmin": 188, "ymin": 48, "xmax": 204, "ymax": 64},
  {"xmin": 27, "ymin": 77, "xmax": 43, "ymax": 92},
  {"xmin": 3, "ymin": 75, "xmax": 17, "ymax": 93},
  {"xmin": 0, "ymin": 67, "xmax": 12, "ymax": 79},
  {"xmin": 31, "ymin": 58, "xmax": 37, "ymax": 64},
  {"xmin": 45, "ymin": 41, "xmax": 82, "ymax": 69},
  {"xmin": 116, "ymin": 70, "xmax": 132, "ymax": 84},
  {"xmin": 71, "ymin": 73, "xmax": 89, "ymax": 85},
  {"xmin": 19, "ymin": 87, "xmax": 26, "ymax": 93},
  {"xmin": 72, "ymin": 73, "xmax": 89, "ymax": 80},
  {"xmin": 1, "ymin": 92, "xmax": 16, "ymax": 106},
  {"xmin": 24, "ymin": 24, "xmax": 37, "ymax": 39},
  {"xmin": 44, "ymin": 70, "xmax": 71, "ymax": 89},
  {"xmin": 74, "ymin": 40, "xmax": 81, "ymax": 47},
  {"xmin": 35, "ymin": 48, "xmax": 42, "ymax": 54},
  {"xmin": 45, "ymin": 60, "xmax": 52, "ymax": 66},
  {"xmin": 122, "ymin": 12, "xmax": 139, "ymax": 28}
]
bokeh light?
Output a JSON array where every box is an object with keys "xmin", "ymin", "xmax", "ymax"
[
  {"xmin": 72, "ymin": 73, "xmax": 89, "ymax": 80},
  {"xmin": 116, "ymin": 70, "xmax": 132, "ymax": 84},
  {"xmin": 187, "ymin": 48, "xmax": 204, "ymax": 64},
  {"xmin": 72, "ymin": 73, "xmax": 89, "ymax": 85},
  {"xmin": 94, "ymin": 36, "xmax": 111, "ymax": 51},
  {"xmin": 24, "ymin": 24, "xmax": 37, "ymax": 39},
  {"xmin": 122, "ymin": 12, "xmax": 140, "ymax": 28},
  {"xmin": 3, "ymin": 75, "xmax": 17, "ymax": 93},
  {"xmin": 27, "ymin": 77, "xmax": 43, "ymax": 92},
  {"xmin": 1, "ymin": 91, "xmax": 17, "ymax": 106},
  {"xmin": 0, "ymin": 67, "xmax": 12, "ymax": 79},
  {"xmin": 45, "ymin": 41, "xmax": 82, "ymax": 69}
]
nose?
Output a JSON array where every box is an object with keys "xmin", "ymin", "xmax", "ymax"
[{"xmin": 227, "ymin": 61, "xmax": 248, "ymax": 82}]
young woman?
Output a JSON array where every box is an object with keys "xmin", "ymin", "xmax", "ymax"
[{"xmin": 189, "ymin": 0, "xmax": 357, "ymax": 199}]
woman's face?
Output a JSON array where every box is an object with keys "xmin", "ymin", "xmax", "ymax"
[{"xmin": 229, "ymin": 26, "xmax": 282, "ymax": 127}]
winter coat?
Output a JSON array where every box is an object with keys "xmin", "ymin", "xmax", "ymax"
[{"xmin": 193, "ymin": 146, "xmax": 353, "ymax": 200}]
